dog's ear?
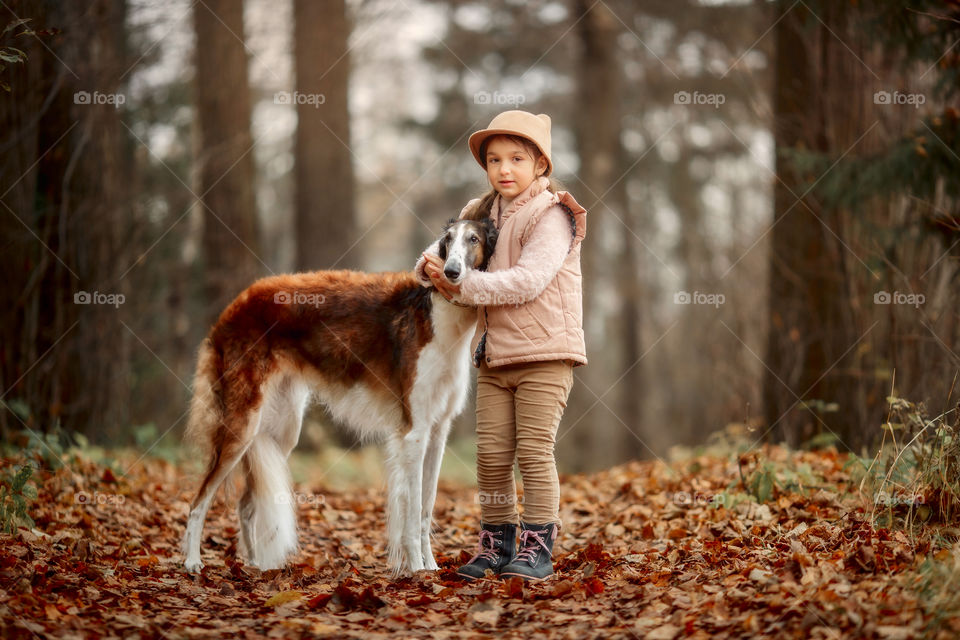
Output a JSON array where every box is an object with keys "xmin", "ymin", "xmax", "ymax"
[
  {"xmin": 438, "ymin": 218, "xmax": 456, "ymax": 260},
  {"xmin": 479, "ymin": 218, "xmax": 498, "ymax": 271}
]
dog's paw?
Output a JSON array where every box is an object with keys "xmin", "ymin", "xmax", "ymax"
[
  {"xmin": 424, "ymin": 557, "xmax": 439, "ymax": 571},
  {"xmin": 183, "ymin": 557, "xmax": 204, "ymax": 574}
]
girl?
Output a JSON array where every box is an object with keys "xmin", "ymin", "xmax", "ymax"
[{"xmin": 414, "ymin": 110, "xmax": 587, "ymax": 581}]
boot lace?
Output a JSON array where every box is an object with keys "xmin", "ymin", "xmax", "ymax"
[
  {"xmin": 513, "ymin": 528, "xmax": 550, "ymax": 565},
  {"xmin": 467, "ymin": 529, "xmax": 502, "ymax": 564}
]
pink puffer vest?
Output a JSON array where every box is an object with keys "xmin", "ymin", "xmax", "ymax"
[{"xmin": 463, "ymin": 188, "xmax": 588, "ymax": 369}]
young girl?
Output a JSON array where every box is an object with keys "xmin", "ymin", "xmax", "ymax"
[{"xmin": 414, "ymin": 110, "xmax": 587, "ymax": 581}]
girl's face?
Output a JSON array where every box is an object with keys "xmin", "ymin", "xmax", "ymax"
[{"xmin": 484, "ymin": 137, "xmax": 548, "ymax": 200}]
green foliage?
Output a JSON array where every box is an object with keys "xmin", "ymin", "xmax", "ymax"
[
  {"xmin": 746, "ymin": 461, "xmax": 777, "ymax": 503},
  {"xmin": 669, "ymin": 422, "xmax": 758, "ymax": 461},
  {"xmin": 803, "ymin": 431, "xmax": 841, "ymax": 451},
  {"xmin": 797, "ymin": 399, "xmax": 840, "ymax": 414},
  {"xmin": 0, "ymin": 417, "xmax": 122, "ymax": 533},
  {"xmin": 0, "ymin": 18, "xmax": 34, "ymax": 92},
  {"xmin": 709, "ymin": 490, "xmax": 750, "ymax": 511},
  {"xmin": 913, "ymin": 545, "xmax": 960, "ymax": 635},
  {"xmin": 736, "ymin": 456, "xmax": 821, "ymax": 504},
  {"xmin": 0, "ymin": 463, "xmax": 37, "ymax": 533},
  {"xmin": 132, "ymin": 423, "xmax": 180, "ymax": 465},
  {"xmin": 0, "ymin": 421, "xmax": 76, "ymax": 471},
  {"xmin": 857, "ymin": 396, "xmax": 960, "ymax": 530},
  {"xmin": 863, "ymin": 0, "xmax": 960, "ymax": 102},
  {"xmin": 796, "ymin": 400, "xmax": 842, "ymax": 451},
  {"xmin": 785, "ymin": 110, "xmax": 960, "ymax": 212},
  {"xmin": 781, "ymin": 0, "xmax": 960, "ymax": 254}
]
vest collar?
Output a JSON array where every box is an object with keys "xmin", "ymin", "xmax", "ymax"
[{"xmin": 492, "ymin": 176, "xmax": 552, "ymax": 227}]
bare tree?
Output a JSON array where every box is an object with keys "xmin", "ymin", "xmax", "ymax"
[
  {"xmin": 0, "ymin": 0, "xmax": 133, "ymax": 439},
  {"xmin": 193, "ymin": 0, "xmax": 260, "ymax": 324},
  {"xmin": 572, "ymin": 0, "xmax": 644, "ymax": 465},
  {"xmin": 765, "ymin": 0, "xmax": 914, "ymax": 450},
  {"xmin": 293, "ymin": 0, "xmax": 357, "ymax": 271}
]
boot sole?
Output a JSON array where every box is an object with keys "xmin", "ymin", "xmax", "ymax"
[
  {"xmin": 456, "ymin": 571, "xmax": 480, "ymax": 580},
  {"xmin": 457, "ymin": 569, "xmax": 501, "ymax": 580},
  {"xmin": 499, "ymin": 571, "xmax": 553, "ymax": 581}
]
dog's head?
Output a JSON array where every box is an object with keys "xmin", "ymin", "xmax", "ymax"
[{"xmin": 437, "ymin": 218, "xmax": 498, "ymax": 285}]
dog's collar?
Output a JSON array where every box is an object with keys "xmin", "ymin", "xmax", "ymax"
[{"xmin": 432, "ymin": 288, "xmax": 471, "ymax": 308}]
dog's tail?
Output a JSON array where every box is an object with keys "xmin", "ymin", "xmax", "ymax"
[
  {"xmin": 239, "ymin": 432, "xmax": 299, "ymax": 570},
  {"xmin": 185, "ymin": 339, "xmax": 299, "ymax": 569},
  {"xmin": 184, "ymin": 338, "xmax": 223, "ymax": 456}
]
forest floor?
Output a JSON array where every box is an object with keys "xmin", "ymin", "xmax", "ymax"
[{"xmin": 1, "ymin": 436, "xmax": 958, "ymax": 639}]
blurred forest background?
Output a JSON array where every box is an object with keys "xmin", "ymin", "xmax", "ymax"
[{"xmin": 1, "ymin": 0, "xmax": 958, "ymax": 474}]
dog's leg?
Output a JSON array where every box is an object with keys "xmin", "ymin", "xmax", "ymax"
[
  {"xmin": 400, "ymin": 424, "xmax": 430, "ymax": 574},
  {"xmin": 183, "ymin": 406, "xmax": 262, "ymax": 573},
  {"xmin": 237, "ymin": 376, "xmax": 308, "ymax": 570},
  {"xmin": 239, "ymin": 432, "xmax": 299, "ymax": 570},
  {"xmin": 268, "ymin": 376, "xmax": 310, "ymax": 459},
  {"xmin": 420, "ymin": 414, "xmax": 453, "ymax": 571},
  {"xmin": 383, "ymin": 424, "xmax": 430, "ymax": 577},
  {"xmin": 383, "ymin": 431, "xmax": 407, "ymax": 576},
  {"xmin": 238, "ymin": 456, "xmax": 257, "ymax": 565}
]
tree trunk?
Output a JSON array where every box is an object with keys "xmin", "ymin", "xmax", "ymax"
[
  {"xmin": 765, "ymin": 0, "xmax": 880, "ymax": 450},
  {"xmin": 293, "ymin": 0, "xmax": 357, "ymax": 271},
  {"xmin": 0, "ymin": 0, "xmax": 132, "ymax": 440},
  {"xmin": 193, "ymin": 0, "xmax": 260, "ymax": 325},
  {"xmin": 573, "ymin": 0, "xmax": 644, "ymax": 467}
]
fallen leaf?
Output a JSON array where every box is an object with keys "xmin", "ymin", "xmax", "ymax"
[{"xmin": 264, "ymin": 590, "xmax": 304, "ymax": 607}]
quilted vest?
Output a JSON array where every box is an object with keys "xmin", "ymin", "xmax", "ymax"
[{"xmin": 465, "ymin": 188, "xmax": 588, "ymax": 368}]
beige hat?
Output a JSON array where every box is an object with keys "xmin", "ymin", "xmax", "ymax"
[{"xmin": 468, "ymin": 110, "xmax": 553, "ymax": 176}]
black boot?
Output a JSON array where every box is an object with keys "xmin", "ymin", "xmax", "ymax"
[
  {"xmin": 500, "ymin": 522, "xmax": 557, "ymax": 581},
  {"xmin": 456, "ymin": 523, "xmax": 517, "ymax": 580}
]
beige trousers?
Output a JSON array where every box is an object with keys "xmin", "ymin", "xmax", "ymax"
[{"xmin": 475, "ymin": 359, "xmax": 574, "ymax": 526}]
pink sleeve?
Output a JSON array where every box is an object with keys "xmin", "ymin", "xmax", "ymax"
[{"xmin": 458, "ymin": 207, "xmax": 572, "ymax": 306}]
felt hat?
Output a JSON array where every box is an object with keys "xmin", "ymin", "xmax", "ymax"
[{"xmin": 468, "ymin": 110, "xmax": 553, "ymax": 176}]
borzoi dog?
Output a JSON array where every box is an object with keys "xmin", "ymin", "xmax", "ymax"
[{"xmin": 181, "ymin": 219, "xmax": 497, "ymax": 576}]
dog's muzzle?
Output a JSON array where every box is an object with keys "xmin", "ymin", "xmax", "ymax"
[{"xmin": 443, "ymin": 259, "xmax": 463, "ymax": 284}]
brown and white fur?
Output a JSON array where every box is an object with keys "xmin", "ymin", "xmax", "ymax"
[{"xmin": 181, "ymin": 219, "xmax": 497, "ymax": 576}]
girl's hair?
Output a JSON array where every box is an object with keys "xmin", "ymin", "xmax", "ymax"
[{"xmin": 461, "ymin": 134, "xmax": 563, "ymax": 221}]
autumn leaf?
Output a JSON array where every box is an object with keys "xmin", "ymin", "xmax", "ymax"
[
  {"xmin": 306, "ymin": 592, "xmax": 333, "ymax": 609},
  {"xmin": 550, "ymin": 579, "xmax": 575, "ymax": 597},
  {"xmin": 582, "ymin": 576, "xmax": 604, "ymax": 595},
  {"xmin": 501, "ymin": 576, "xmax": 524, "ymax": 599},
  {"xmin": 264, "ymin": 590, "xmax": 304, "ymax": 607},
  {"xmin": 0, "ymin": 446, "xmax": 941, "ymax": 638}
]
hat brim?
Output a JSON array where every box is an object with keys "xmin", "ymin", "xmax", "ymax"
[{"xmin": 468, "ymin": 128, "xmax": 553, "ymax": 177}]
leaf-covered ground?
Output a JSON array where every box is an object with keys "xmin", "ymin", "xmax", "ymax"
[{"xmin": 0, "ymin": 445, "xmax": 956, "ymax": 639}]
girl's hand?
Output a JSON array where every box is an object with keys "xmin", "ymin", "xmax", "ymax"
[{"xmin": 422, "ymin": 253, "xmax": 461, "ymax": 301}]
